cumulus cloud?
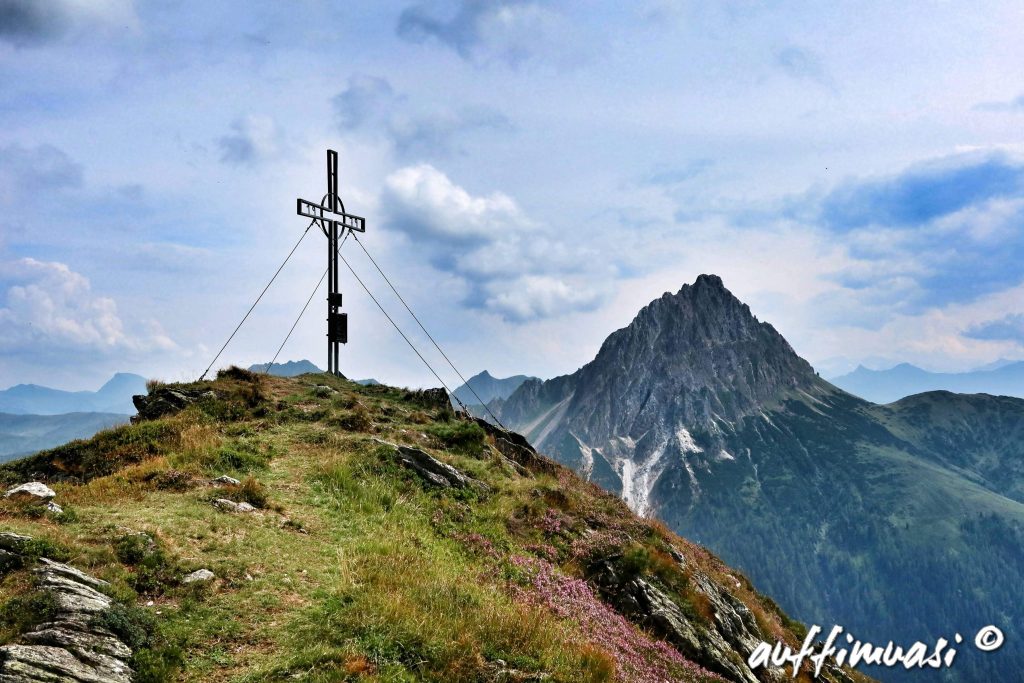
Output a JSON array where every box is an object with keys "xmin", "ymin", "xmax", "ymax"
[
  {"xmin": 396, "ymin": 0, "xmax": 577, "ymax": 67},
  {"xmin": 0, "ymin": 143, "xmax": 82, "ymax": 204},
  {"xmin": 381, "ymin": 164, "xmax": 604, "ymax": 321},
  {"xmin": 333, "ymin": 74, "xmax": 510, "ymax": 157},
  {"xmin": 0, "ymin": 0, "xmax": 137, "ymax": 47},
  {"xmin": 0, "ymin": 258, "xmax": 175, "ymax": 355},
  {"xmin": 966, "ymin": 314, "xmax": 1024, "ymax": 344},
  {"xmin": 217, "ymin": 115, "xmax": 285, "ymax": 165}
]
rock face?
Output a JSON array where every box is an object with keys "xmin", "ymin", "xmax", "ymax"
[
  {"xmin": 0, "ymin": 545, "xmax": 133, "ymax": 683},
  {"xmin": 132, "ymin": 386, "xmax": 216, "ymax": 422},
  {"xmin": 375, "ymin": 439, "xmax": 489, "ymax": 492}
]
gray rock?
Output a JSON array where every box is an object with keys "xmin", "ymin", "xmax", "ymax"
[
  {"xmin": 0, "ymin": 532, "xmax": 33, "ymax": 554},
  {"xmin": 213, "ymin": 498, "xmax": 257, "ymax": 513},
  {"xmin": 374, "ymin": 439, "xmax": 490, "ymax": 492},
  {"xmin": 182, "ymin": 568, "xmax": 215, "ymax": 584},
  {"xmin": 4, "ymin": 482, "xmax": 56, "ymax": 501},
  {"xmin": 212, "ymin": 475, "xmax": 241, "ymax": 486},
  {"xmin": 45, "ymin": 502, "xmax": 63, "ymax": 515},
  {"xmin": 132, "ymin": 386, "xmax": 217, "ymax": 422}
]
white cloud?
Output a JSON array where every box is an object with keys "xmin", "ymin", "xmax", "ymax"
[
  {"xmin": 381, "ymin": 164, "xmax": 608, "ymax": 321},
  {"xmin": 0, "ymin": 258, "xmax": 175, "ymax": 355},
  {"xmin": 383, "ymin": 163, "xmax": 527, "ymax": 244},
  {"xmin": 482, "ymin": 275, "xmax": 602, "ymax": 321}
]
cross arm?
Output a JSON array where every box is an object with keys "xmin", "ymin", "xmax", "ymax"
[{"xmin": 296, "ymin": 198, "xmax": 366, "ymax": 232}]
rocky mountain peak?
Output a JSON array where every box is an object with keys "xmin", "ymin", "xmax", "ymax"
[
  {"xmin": 576, "ymin": 275, "xmax": 822, "ymax": 429},
  {"xmin": 495, "ymin": 274, "xmax": 832, "ymax": 515}
]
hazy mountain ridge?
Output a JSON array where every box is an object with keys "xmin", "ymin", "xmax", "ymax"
[
  {"xmin": 496, "ymin": 274, "xmax": 1024, "ymax": 682},
  {"xmin": 830, "ymin": 361, "xmax": 1024, "ymax": 403},
  {"xmin": 451, "ymin": 370, "xmax": 537, "ymax": 407},
  {"xmin": 0, "ymin": 412, "xmax": 130, "ymax": 462},
  {"xmin": 0, "ymin": 373, "xmax": 146, "ymax": 415}
]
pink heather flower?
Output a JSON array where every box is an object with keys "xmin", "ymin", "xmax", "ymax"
[{"xmin": 508, "ymin": 556, "xmax": 725, "ymax": 683}]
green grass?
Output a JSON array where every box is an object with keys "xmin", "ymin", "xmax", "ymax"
[{"xmin": 0, "ymin": 372, "xmax": 841, "ymax": 683}]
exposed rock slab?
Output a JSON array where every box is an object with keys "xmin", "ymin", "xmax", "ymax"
[
  {"xmin": 374, "ymin": 439, "xmax": 489, "ymax": 492},
  {"xmin": 0, "ymin": 541, "xmax": 133, "ymax": 683}
]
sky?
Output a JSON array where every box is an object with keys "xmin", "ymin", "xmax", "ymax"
[{"xmin": 1, "ymin": 0, "xmax": 1023, "ymax": 391}]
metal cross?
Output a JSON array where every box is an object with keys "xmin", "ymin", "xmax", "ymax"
[{"xmin": 296, "ymin": 149, "xmax": 366, "ymax": 376}]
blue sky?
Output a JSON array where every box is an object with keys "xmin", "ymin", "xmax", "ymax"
[{"xmin": 1, "ymin": 0, "xmax": 1023, "ymax": 390}]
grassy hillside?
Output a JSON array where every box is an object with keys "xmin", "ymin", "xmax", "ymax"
[{"xmin": 0, "ymin": 370, "xmax": 868, "ymax": 683}]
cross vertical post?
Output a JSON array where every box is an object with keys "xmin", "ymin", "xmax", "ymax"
[{"xmin": 296, "ymin": 149, "xmax": 366, "ymax": 376}]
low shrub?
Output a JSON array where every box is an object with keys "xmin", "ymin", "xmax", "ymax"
[
  {"xmin": 113, "ymin": 533, "xmax": 178, "ymax": 595},
  {"xmin": 425, "ymin": 420, "xmax": 486, "ymax": 457},
  {"xmin": 0, "ymin": 590, "xmax": 59, "ymax": 643},
  {"xmin": 330, "ymin": 405, "xmax": 373, "ymax": 432},
  {"xmin": 221, "ymin": 476, "xmax": 272, "ymax": 510},
  {"xmin": 93, "ymin": 604, "xmax": 183, "ymax": 683}
]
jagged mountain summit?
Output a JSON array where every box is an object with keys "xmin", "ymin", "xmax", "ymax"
[
  {"xmin": 495, "ymin": 274, "xmax": 1024, "ymax": 682},
  {"xmin": 248, "ymin": 359, "xmax": 323, "ymax": 376},
  {"xmin": 497, "ymin": 274, "xmax": 831, "ymax": 513},
  {"xmin": 451, "ymin": 370, "xmax": 537, "ymax": 407}
]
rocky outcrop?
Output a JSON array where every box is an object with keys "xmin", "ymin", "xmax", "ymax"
[
  {"xmin": 401, "ymin": 388, "xmax": 454, "ymax": 415},
  {"xmin": 0, "ymin": 542, "xmax": 133, "ymax": 683},
  {"xmin": 132, "ymin": 386, "xmax": 216, "ymax": 423},
  {"xmin": 472, "ymin": 418, "xmax": 559, "ymax": 475},
  {"xmin": 375, "ymin": 439, "xmax": 489, "ymax": 492},
  {"xmin": 591, "ymin": 555, "xmax": 860, "ymax": 683}
]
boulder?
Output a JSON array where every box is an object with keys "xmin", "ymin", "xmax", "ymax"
[
  {"xmin": 182, "ymin": 569, "xmax": 215, "ymax": 584},
  {"xmin": 4, "ymin": 482, "xmax": 56, "ymax": 501},
  {"xmin": 374, "ymin": 439, "xmax": 489, "ymax": 492},
  {"xmin": 212, "ymin": 475, "xmax": 241, "ymax": 486}
]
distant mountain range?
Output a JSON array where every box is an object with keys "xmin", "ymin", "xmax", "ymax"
[
  {"xmin": 249, "ymin": 360, "xmax": 379, "ymax": 385},
  {"xmin": 0, "ymin": 412, "xmax": 129, "ymax": 463},
  {"xmin": 249, "ymin": 359, "xmax": 323, "ymax": 376},
  {"xmin": 451, "ymin": 370, "xmax": 536, "ymax": 408},
  {"xmin": 0, "ymin": 373, "xmax": 146, "ymax": 415},
  {"xmin": 830, "ymin": 361, "xmax": 1024, "ymax": 403},
  {"xmin": 494, "ymin": 274, "xmax": 1024, "ymax": 682}
]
